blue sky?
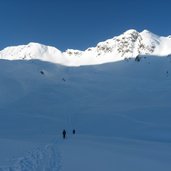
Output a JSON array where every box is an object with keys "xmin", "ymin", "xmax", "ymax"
[{"xmin": 0, "ymin": 0, "xmax": 171, "ymax": 51}]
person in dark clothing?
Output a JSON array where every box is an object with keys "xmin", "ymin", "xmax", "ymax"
[
  {"xmin": 72, "ymin": 129, "xmax": 76, "ymax": 135},
  {"xmin": 62, "ymin": 129, "xmax": 66, "ymax": 139}
]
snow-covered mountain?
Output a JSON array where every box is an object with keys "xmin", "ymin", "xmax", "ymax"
[
  {"xmin": 0, "ymin": 29, "xmax": 171, "ymax": 171},
  {"xmin": 1, "ymin": 29, "xmax": 171, "ymax": 66}
]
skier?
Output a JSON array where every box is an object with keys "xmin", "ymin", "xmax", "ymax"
[
  {"xmin": 62, "ymin": 129, "xmax": 66, "ymax": 139},
  {"xmin": 72, "ymin": 129, "xmax": 76, "ymax": 135}
]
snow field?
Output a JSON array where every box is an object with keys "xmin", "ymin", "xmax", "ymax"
[{"xmin": 0, "ymin": 56, "xmax": 171, "ymax": 170}]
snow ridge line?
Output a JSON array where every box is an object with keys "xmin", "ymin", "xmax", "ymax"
[{"xmin": 0, "ymin": 144, "xmax": 61, "ymax": 171}]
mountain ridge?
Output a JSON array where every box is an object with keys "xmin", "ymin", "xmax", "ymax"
[{"xmin": 0, "ymin": 29, "xmax": 171, "ymax": 66}]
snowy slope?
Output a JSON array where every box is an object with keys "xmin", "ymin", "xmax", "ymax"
[
  {"xmin": 0, "ymin": 29, "xmax": 171, "ymax": 170},
  {"xmin": 0, "ymin": 56, "xmax": 171, "ymax": 170},
  {"xmin": 1, "ymin": 29, "xmax": 171, "ymax": 66}
]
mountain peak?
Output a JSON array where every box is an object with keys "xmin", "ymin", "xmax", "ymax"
[
  {"xmin": 141, "ymin": 29, "xmax": 151, "ymax": 33},
  {"xmin": 123, "ymin": 29, "xmax": 139, "ymax": 34}
]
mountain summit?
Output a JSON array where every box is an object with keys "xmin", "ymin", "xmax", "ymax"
[{"xmin": 0, "ymin": 29, "xmax": 171, "ymax": 66}]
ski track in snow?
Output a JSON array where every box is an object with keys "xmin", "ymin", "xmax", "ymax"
[{"xmin": 0, "ymin": 142, "xmax": 61, "ymax": 171}]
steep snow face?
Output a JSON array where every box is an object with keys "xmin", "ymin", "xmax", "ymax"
[{"xmin": 1, "ymin": 29, "xmax": 171, "ymax": 66}]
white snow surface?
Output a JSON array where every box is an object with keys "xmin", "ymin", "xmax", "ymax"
[
  {"xmin": 0, "ymin": 56, "xmax": 171, "ymax": 170},
  {"xmin": 0, "ymin": 29, "xmax": 171, "ymax": 170},
  {"xmin": 1, "ymin": 29, "xmax": 171, "ymax": 66}
]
